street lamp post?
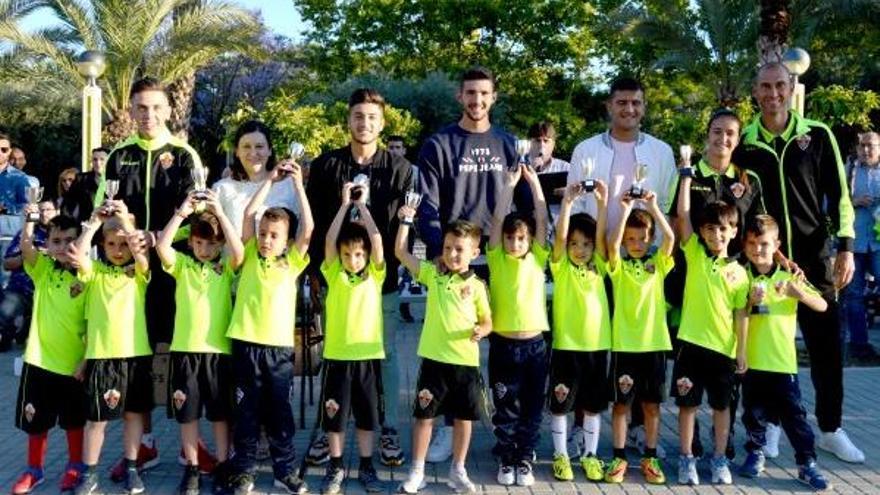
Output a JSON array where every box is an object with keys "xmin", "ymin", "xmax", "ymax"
[
  {"xmin": 77, "ymin": 51, "xmax": 106, "ymax": 171},
  {"xmin": 782, "ymin": 47, "xmax": 811, "ymax": 116}
]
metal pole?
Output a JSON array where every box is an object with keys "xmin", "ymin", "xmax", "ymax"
[{"xmin": 81, "ymin": 78, "xmax": 102, "ymax": 171}]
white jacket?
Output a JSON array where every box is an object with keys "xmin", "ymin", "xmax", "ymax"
[{"xmin": 566, "ymin": 130, "xmax": 677, "ymax": 218}]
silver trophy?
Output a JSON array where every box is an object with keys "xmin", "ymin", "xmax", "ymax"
[
  {"xmin": 752, "ymin": 281, "xmax": 770, "ymax": 315},
  {"xmin": 288, "ymin": 141, "xmax": 306, "ymax": 161},
  {"xmin": 191, "ymin": 167, "xmax": 209, "ymax": 197},
  {"xmin": 515, "ymin": 138, "xmax": 531, "ymax": 166},
  {"xmin": 104, "ymin": 179, "xmax": 120, "ymax": 214},
  {"xmin": 349, "ymin": 173, "xmax": 370, "ymax": 221},
  {"xmin": 403, "ymin": 191, "xmax": 422, "ymax": 224},
  {"xmin": 25, "ymin": 186, "xmax": 43, "ymax": 222},
  {"xmin": 580, "ymin": 157, "xmax": 596, "ymax": 193},
  {"xmin": 629, "ymin": 163, "xmax": 649, "ymax": 198},
  {"xmin": 679, "ymin": 144, "xmax": 695, "ymax": 177}
]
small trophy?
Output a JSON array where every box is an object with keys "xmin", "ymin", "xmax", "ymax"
[
  {"xmin": 751, "ymin": 281, "xmax": 770, "ymax": 315},
  {"xmin": 580, "ymin": 157, "xmax": 596, "ymax": 193},
  {"xmin": 104, "ymin": 179, "xmax": 120, "ymax": 214},
  {"xmin": 679, "ymin": 144, "xmax": 695, "ymax": 177},
  {"xmin": 515, "ymin": 138, "xmax": 531, "ymax": 166},
  {"xmin": 629, "ymin": 163, "xmax": 648, "ymax": 198},
  {"xmin": 402, "ymin": 191, "xmax": 422, "ymax": 224},
  {"xmin": 191, "ymin": 167, "xmax": 209, "ymax": 199},
  {"xmin": 349, "ymin": 173, "xmax": 370, "ymax": 221},
  {"xmin": 288, "ymin": 141, "xmax": 305, "ymax": 161},
  {"xmin": 25, "ymin": 186, "xmax": 43, "ymax": 223}
]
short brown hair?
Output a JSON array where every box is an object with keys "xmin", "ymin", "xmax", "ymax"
[
  {"xmin": 528, "ymin": 121, "xmax": 556, "ymax": 140},
  {"xmin": 460, "ymin": 66, "xmax": 496, "ymax": 90},
  {"xmin": 502, "ymin": 212, "xmax": 535, "ymax": 237},
  {"xmin": 348, "ymin": 88, "xmax": 385, "ymax": 111},
  {"xmin": 745, "ymin": 214, "xmax": 780, "ymax": 238},
  {"xmin": 626, "ymin": 208, "xmax": 655, "ymax": 233},
  {"xmin": 697, "ymin": 201, "xmax": 739, "ymax": 229},
  {"xmin": 443, "ymin": 219, "xmax": 482, "ymax": 244},
  {"xmin": 261, "ymin": 207, "xmax": 297, "ymax": 239},
  {"xmin": 190, "ymin": 212, "xmax": 225, "ymax": 243},
  {"xmin": 129, "ymin": 77, "xmax": 169, "ymax": 101}
]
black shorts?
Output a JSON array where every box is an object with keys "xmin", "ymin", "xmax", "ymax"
[
  {"xmin": 547, "ymin": 350, "xmax": 608, "ymax": 414},
  {"xmin": 320, "ymin": 359, "xmax": 383, "ymax": 432},
  {"xmin": 167, "ymin": 352, "xmax": 232, "ymax": 423},
  {"xmin": 671, "ymin": 342, "xmax": 736, "ymax": 410},
  {"xmin": 609, "ymin": 351, "xmax": 667, "ymax": 405},
  {"xmin": 84, "ymin": 356, "xmax": 154, "ymax": 421},
  {"xmin": 15, "ymin": 363, "xmax": 86, "ymax": 434},
  {"xmin": 412, "ymin": 359, "xmax": 483, "ymax": 421}
]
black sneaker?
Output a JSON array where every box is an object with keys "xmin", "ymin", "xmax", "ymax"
[
  {"xmin": 273, "ymin": 472, "xmax": 307, "ymax": 494},
  {"xmin": 379, "ymin": 427, "xmax": 405, "ymax": 466},
  {"xmin": 211, "ymin": 460, "xmax": 230, "ymax": 494},
  {"xmin": 178, "ymin": 465, "xmax": 200, "ymax": 495},
  {"xmin": 321, "ymin": 466, "xmax": 345, "ymax": 494},
  {"xmin": 306, "ymin": 433, "xmax": 331, "ymax": 466},
  {"xmin": 358, "ymin": 465, "xmax": 384, "ymax": 493},
  {"xmin": 228, "ymin": 472, "xmax": 255, "ymax": 495},
  {"xmin": 123, "ymin": 467, "xmax": 145, "ymax": 494},
  {"xmin": 74, "ymin": 470, "xmax": 99, "ymax": 495}
]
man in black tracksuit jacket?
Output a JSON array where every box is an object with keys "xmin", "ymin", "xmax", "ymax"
[{"xmin": 731, "ymin": 62, "xmax": 864, "ymax": 463}]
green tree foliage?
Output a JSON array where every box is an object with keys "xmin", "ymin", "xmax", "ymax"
[{"xmin": 807, "ymin": 86, "xmax": 879, "ymax": 130}]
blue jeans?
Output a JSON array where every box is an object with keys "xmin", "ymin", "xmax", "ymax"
[
  {"xmin": 742, "ymin": 370, "xmax": 816, "ymax": 465},
  {"xmin": 0, "ymin": 289, "xmax": 31, "ymax": 342},
  {"xmin": 842, "ymin": 250, "xmax": 880, "ymax": 347}
]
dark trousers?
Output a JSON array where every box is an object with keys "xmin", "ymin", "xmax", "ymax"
[
  {"xmin": 489, "ymin": 334, "xmax": 548, "ymax": 463},
  {"xmin": 231, "ymin": 340, "xmax": 296, "ymax": 478},
  {"xmin": 798, "ymin": 256, "xmax": 843, "ymax": 433},
  {"xmin": 742, "ymin": 370, "xmax": 816, "ymax": 465}
]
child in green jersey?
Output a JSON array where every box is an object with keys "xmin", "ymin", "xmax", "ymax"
[
  {"xmin": 395, "ymin": 211, "xmax": 492, "ymax": 494},
  {"xmin": 12, "ymin": 211, "xmax": 87, "ymax": 495},
  {"xmin": 225, "ymin": 160, "xmax": 313, "ymax": 495},
  {"xmin": 156, "ymin": 190, "xmax": 244, "ymax": 495},
  {"xmin": 486, "ymin": 163, "xmax": 550, "ymax": 487},
  {"xmin": 739, "ymin": 215, "xmax": 832, "ymax": 491},
  {"xmin": 71, "ymin": 200, "xmax": 152, "ymax": 495},
  {"xmin": 605, "ymin": 189, "xmax": 675, "ymax": 485},
  {"xmin": 318, "ymin": 182, "xmax": 386, "ymax": 494},
  {"xmin": 674, "ymin": 171, "xmax": 750, "ymax": 486},
  {"xmin": 547, "ymin": 179, "xmax": 611, "ymax": 482}
]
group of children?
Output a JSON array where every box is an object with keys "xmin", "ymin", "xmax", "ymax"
[{"xmin": 12, "ymin": 154, "xmax": 834, "ymax": 495}]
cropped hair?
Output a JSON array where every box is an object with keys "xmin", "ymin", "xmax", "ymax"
[
  {"xmin": 190, "ymin": 212, "xmax": 225, "ymax": 243},
  {"xmin": 48, "ymin": 215, "xmax": 81, "ymax": 237},
  {"xmin": 337, "ymin": 222, "xmax": 371, "ymax": 253},
  {"xmin": 745, "ymin": 214, "xmax": 780, "ymax": 238},
  {"xmin": 261, "ymin": 207, "xmax": 298, "ymax": 240},
  {"xmin": 697, "ymin": 201, "xmax": 739, "ymax": 229},
  {"xmin": 129, "ymin": 76, "xmax": 168, "ymax": 100},
  {"xmin": 348, "ymin": 88, "xmax": 386, "ymax": 110},
  {"xmin": 502, "ymin": 211, "xmax": 536, "ymax": 237},
  {"xmin": 460, "ymin": 66, "xmax": 496, "ymax": 90},
  {"xmin": 568, "ymin": 213, "xmax": 597, "ymax": 243},
  {"xmin": 626, "ymin": 208, "xmax": 655, "ymax": 233},
  {"xmin": 443, "ymin": 219, "xmax": 482, "ymax": 244},
  {"xmin": 609, "ymin": 77, "xmax": 644, "ymax": 97}
]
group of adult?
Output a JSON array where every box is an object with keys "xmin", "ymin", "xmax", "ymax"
[{"xmin": 0, "ymin": 59, "xmax": 870, "ymax": 472}]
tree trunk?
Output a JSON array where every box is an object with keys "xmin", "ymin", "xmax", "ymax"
[
  {"xmin": 167, "ymin": 71, "xmax": 196, "ymax": 140},
  {"xmin": 758, "ymin": 0, "xmax": 790, "ymax": 64},
  {"xmin": 103, "ymin": 108, "xmax": 137, "ymax": 148}
]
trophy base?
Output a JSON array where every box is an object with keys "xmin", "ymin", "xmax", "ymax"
[
  {"xmin": 629, "ymin": 186, "xmax": 644, "ymax": 198},
  {"xmin": 751, "ymin": 305, "xmax": 770, "ymax": 315},
  {"xmin": 26, "ymin": 213, "xmax": 40, "ymax": 223},
  {"xmin": 581, "ymin": 179, "xmax": 596, "ymax": 193}
]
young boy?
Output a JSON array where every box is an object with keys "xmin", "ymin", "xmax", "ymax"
[
  {"xmin": 72, "ymin": 200, "xmax": 153, "ymax": 495},
  {"xmin": 605, "ymin": 190, "xmax": 675, "ymax": 485},
  {"xmin": 155, "ymin": 190, "xmax": 244, "ymax": 495},
  {"xmin": 11, "ymin": 210, "xmax": 86, "ymax": 494},
  {"xmin": 547, "ymin": 180, "xmax": 611, "ymax": 482},
  {"xmin": 487, "ymin": 163, "xmax": 550, "ymax": 487},
  {"xmin": 224, "ymin": 161, "xmax": 313, "ymax": 495},
  {"xmin": 395, "ymin": 209, "xmax": 491, "ymax": 494},
  {"xmin": 318, "ymin": 182, "xmax": 386, "ymax": 494},
  {"xmin": 739, "ymin": 214, "xmax": 831, "ymax": 491},
  {"xmin": 674, "ymin": 173, "xmax": 750, "ymax": 486}
]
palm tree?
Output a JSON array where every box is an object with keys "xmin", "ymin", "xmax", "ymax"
[
  {"xmin": 758, "ymin": 0, "xmax": 790, "ymax": 64},
  {"xmin": 0, "ymin": 0, "xmax": 265, "ymax": 144}
]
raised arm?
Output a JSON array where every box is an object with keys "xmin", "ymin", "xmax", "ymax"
[
  {"xmin": 594, "ymin": 179, "xmax": 609, "ymax": 259},
  {"xmin": 74, "ymin": 207, "xmax": 110, "ymax": 274},
  {"xmin": 324, "ymin": 183, "xmax": 353, "ymax": 264},
  {"xmin": 646, "ymin": 190, "xmax": 675, "ymax": 256},
  {"xmin": 157, "ymin": 193, "xmax": 195, "ymax": 268},
  {"xmin": 521, "ymin": 165, "xmax": 548, "ymax": 243},
  {"xmin": 289, "ymin": 162, "xmax": 313, "ymax": 256},
  {"xmin": 20, "ymin": 204, "xmax": 39, "ymax": 267},
  {"xmin": 112, "ymin": 200, "xmax": 149, "ymax": 275},
  {"xmin": 203, "ymin": 190, "xmax": 244, "ymax": 270},
  {"xmin": 608, "ymin": 194, "xmax": 635, "ymax": 266},
  {"xmin": 489, "ymin": 165, "xmax": 521, "ymax": 249},
  {"xmin": 676, "ymin": 175, "xmax": 694, "ymax": 243},
  {"xmin": 394, "ymin": 205, "xmax": 420, "ymax": 277},
  {"xmin": 553, "ymin": 184, "xmax": 580, "ymax": 262},
  {"xmin": 356, "ymin": 202, "xmax": 384, "ymax": 268},
  {"xmin": 242, "ymin": 178, "xmax": 272, "ymax": 244}
]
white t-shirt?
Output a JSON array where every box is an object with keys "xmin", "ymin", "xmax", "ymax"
[
  {"xmin": 212, "ymin": 177, "xmax": 300, "ymax": 236},
  {"xmin": 536, "ymin": 158, "xmax": 570, "ymax": 175},
  {"xmin": 606, "ymin": 137, "xmax": 637, "ymax": 231}
]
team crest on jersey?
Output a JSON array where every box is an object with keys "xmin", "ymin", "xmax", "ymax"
[
  {"xmin": 103, "ymin": 389, "xmax": 121, "ymax": 410},
  {"xmin": 459, "ymin": 285, "xmax": 472, "ymax": 299},
  {"xmin": 172, "ymin": 390, "xmax": 187, "ymax": 410},
  {"xmin": 235, "ymin": 387, "xmax": 244, "ymax": 404},
  {"xmin": 324, "ymin": 399, "xmax": 340, "ymax": 419},
  {"xmin": 124, "ymin": 265, "xmax": 136, "ymax": 278},
  {"xmin": 618, "ymin": 374, "xmax": 634, "ymax": 395},
  {"xmin": 494, "ymin": 382, "xmax": 508, "ymax": 400},
  {"xmin": 796, "ymin": 134, "xmax": 811, "ymax": 151},
  {"xmin": 554, "ymin": 383, "xmax": 570, "ymax": 403},
  {"xmin": 417, "ymin": 389, "xmax": 434, "ymax": 409},
  {"xmin": 644, "ymin": 262, "xmax": 656, "ymax": 274},
  {"xmin": 213, "ymin": 262, "xmax": 224, "ymax": 275},
  {"xmin": 69, "ymin": 281, "xmax": 84, "ymax": 298},
  {"xmin": 730, "ymin": 182, "xmax": 746, "ymax": 199},
  {"xmin": 24, "ymin": 403, "xmax": 35, "ymax": 422},
  {"xmin": 158, "ymin": 152, "xmax": 175, "ymax": 169}
]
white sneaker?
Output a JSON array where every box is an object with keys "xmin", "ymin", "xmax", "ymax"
[
  {"xmin": 447, "ymin": 468, "xmax": 476, "ymax": 493},
  {"xmin": 710, "ymin": 455, "xmax": 732, "ymax": 485},
  {"xmin": 515, "ymin": 461, "xmax": 535, "ymax": 487},
  {"xmin": 496, "ymin": 464, "xmax": 515, "ymax": 486},
  {"xmin": 764, "ymin": 423, "xmax": 781, "ymax": 459},
  {"xmin": 626, "ymin": 425, "xmax": 666, "ymax": 458},
  {"xmin": 817, "ymin": 428, "xmax": 865, "ymax": 463},
  {"xmin": 426, "ymin": 426, "xmax": 453, "ymax": 463},
  {"xmin": 568, "ymin": 425, "xmax": 586, "ymax": 458},
  {"xmin": 399, "ymin": 470, "xmax": 426, "ymax": 494},
  {"xmin": 677, "ymin": 455, "xmax": 699, "ymax": 485}
]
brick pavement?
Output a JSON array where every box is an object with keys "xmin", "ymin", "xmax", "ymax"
[{"xmin": 0, "ymin": 307, "xmax": 878, "ymax": 494}]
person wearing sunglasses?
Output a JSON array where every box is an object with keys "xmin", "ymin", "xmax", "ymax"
[{"xmin": 0, "ymin": 134, "xmax": 32, "ymax": 288}]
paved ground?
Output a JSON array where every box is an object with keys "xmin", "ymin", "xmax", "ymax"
[{"xmin": 0, "ymin": 305, "xmax": 879, "ymax": 494}]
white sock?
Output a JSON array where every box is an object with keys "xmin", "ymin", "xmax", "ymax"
[
  {"xmin": 583, "ymin": 414, "xmax": 600, "ymax": 457},
  {"xmin": 411, "ymin": 459, "xmax": 425, "ymax": 476},
  {"xmin": 551, "ymin": 415, "xmax": 568, "ymax": 455},
  {"xmin": 450, "ymin": 461, "xmax": 465, "ymax": 474},
  {"xmin": 141, "ymin": 433, "xmax": 154, "ymax": 448}
]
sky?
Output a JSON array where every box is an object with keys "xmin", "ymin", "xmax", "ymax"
[{"xmin": 20, "ymin": 0, "xmax": 307, "ymax": 40}]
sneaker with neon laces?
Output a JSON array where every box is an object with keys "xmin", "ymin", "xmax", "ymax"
[
  {"xmin": 496, "ymin": 463, "xmax": 515, "ymax": 486},
  {"xmin": 305, "ymin": 432, "xmax": 330, "ymax": 466},
  {"xmin": 640, "ymin": 457, "xmax": 666, "ymax": 484},
  {"xmin": 123, "ymin": 467, "xmax": 145, "ymax": 494},
  {"xmin": 580, "ymin": 455, "xmax": 604, "ymax": 482},
  {"xmin": 12, "ymin": 467, "xmax": 44, "ymax": 494},
  {"xmin": 398, "ymin": 469, "xmax": 426, "ymax": 494},
  {"xmin": 764, "ymin": 423, "xmax": 781, "ymax": 459},
  {"xmin": 817, "ymin": 428, "xmax": 865, "ymax": 463},
  {"xmin": 379, "ymin": 427, "xmax": 405, "ymax": 466},
  {"xmin": 59, "ymin": 463, "xmax": 85, "ymax": 492},
  {"xmin": 109, "ymin": 442, "xmax": 159, "ymax": 483},
  {"xmin": 798, "ymin": 461, "xmax": 832, "ymax": 491},
  {"xmin": 677, "ymin": 455, "xmax": 698, "ymax": 485},
  {"xmin": 552, "ymin": 453, "xmax": 574, "ymax": 481},
  {"xmin": 426, "ymin": 426, "xmax": 453, "ymax": 463},
  {"xmin": 710, "ymin": 455, "xmax": 732, "ymax": 485},
  {"xmin": 176, "ymin": 440, "xmax": 218, "ymax": 474},
  {"xmin": 604, "ymin": 457, "xmax": 628, "ymax": 483},
  {"xmin": 447, "ymin": 467, "xmax": 476, "ymax": 493},
  {"xmin": 739, "ymin": 450, "xmax": 765, "ymax": 478}
]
